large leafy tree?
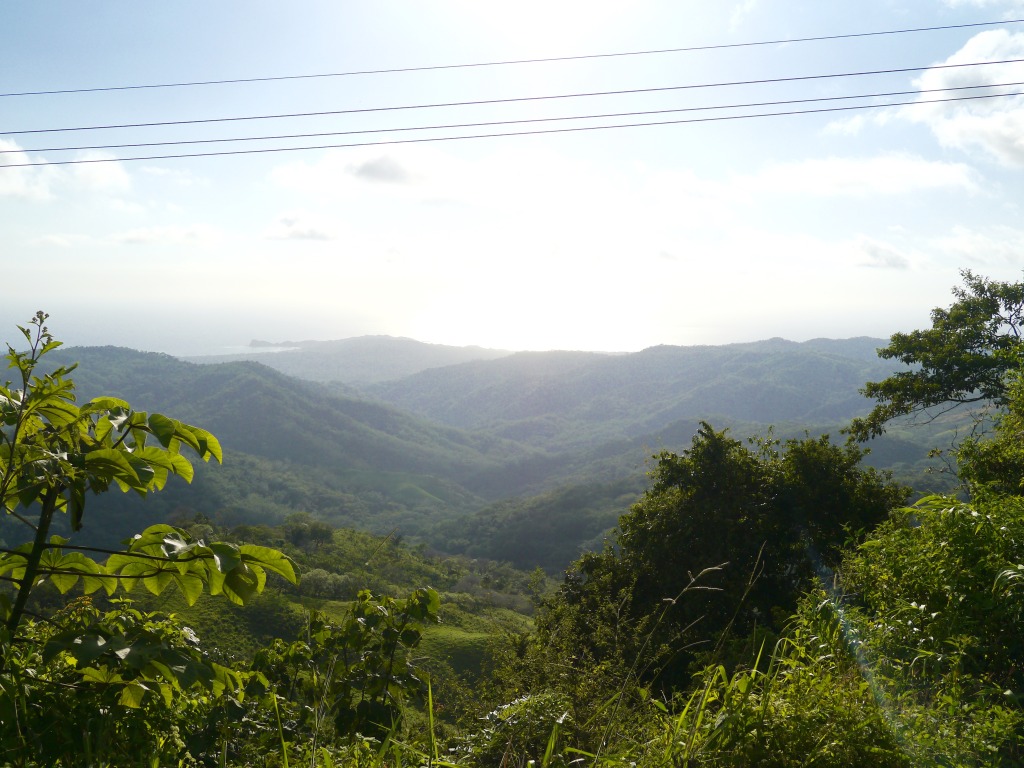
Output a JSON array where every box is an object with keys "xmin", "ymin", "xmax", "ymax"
[
  {"xmin": 532, "ymin": 424, "xmax": 906, "ymax": 692},
  {"xmin": 849, "ymin": 270, "xmax": 1024, "ymax": 441}
]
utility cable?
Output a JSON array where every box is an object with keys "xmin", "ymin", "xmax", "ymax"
[
  {"xmin": 4, "ymin": 56, "xmax": 1023, "ymax": 136},
  {"xmin": 5, "ymin": 80, "xmax": 1021, "ymax": 155},
  {"xmin": 1, "ymin": 18, "xmax": 1021, "ymax": 98},
  {"xmin": 3, "ymin": 88, "xmax": 1020, "ymax": 168}
]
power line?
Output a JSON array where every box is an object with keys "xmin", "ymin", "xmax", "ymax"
[
  {"xmin": 5, "ymin": 57, "xmax": 1023, "ymax": 136},
  {"xmin": 6, "ymin": 80, "xmax": 1022, "ymax": 155},
  {"xmin": 3, "ymin": 89, "xmax": 1020, "ymax": 168},
  {"xmin": 2, "ymin": 18, "xmax": 1021, "ymax": 99}
]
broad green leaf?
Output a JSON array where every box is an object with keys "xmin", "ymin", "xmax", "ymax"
[
  {"xmin": 119, "ymin": 682, "xmax": 148, "ymax": 708},
  {"xmin": 208, "ymin": 542, "xmax": 241, "ymax": 573},
  {"xmin": 125, "ymin": 524, "xmax": 180, "ymax": 550},
  {"xmin": 133, "ymin": 446, "xmax": 194, "ymax": 484},
  {"xmin": 174, "ymin": 572, "xmax": 205, "ymax": 606},
  {"xmin": 84, "ymin": 449, "xmax": 146, "ymax": 488},
  {"xmin": 160, "ymin": 531, "xmax": 196, "ymax": 558},
  {"xmin": 147, "ymin": 413, "xmax": 179, "ymax": 448},
  {"xmin": 156, "ymin": 681, "xmax": 174, "ymax": 708},
  {"xmin": 180, "ymin": 424, "xmax": 223, "ymax": 463},
  {"xmin": 239, "ymin": 544, "xmax": 298, "ymax": 584},
  {"xmin": 224, "ymin": 563, "xmax": 265, "ymax": 605},
  {"xmin": 105, "ymin": 557, "xmax": 156, "ymax": 593},
  {"xmin": 33, "ymin": 399, "xmax": 80, "ymax": 428},
  {"xmin": 80, "ymin": 666, "xmax": 123, "ymax": 684},
  {"xmin": 81, "ymin": 397, "xmax": 130, "ymax": 415},
  {"xmin": 143, "ymin": 566, "xmax": 175, "ymax": 596}
]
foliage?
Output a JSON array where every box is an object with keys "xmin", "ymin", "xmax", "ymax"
[
  {"xmin": 249, "ymin": 588, "xmax": 440, "ymax": 759},
  {"xmin": 0, "ymin": 314, "xmax": 296, "ymax": 630},
  {"xmin": 841, "ymin": 494, "xmax": 1024, "ymax": 700},
  {"xmin": 850, "ymin": 270, "xmax": 1024, "ymax": 441},
  {"xmin": 431, "ymin": 477, "xmax": 645, "ymax": 573},
  {"xmin": 530, "ymin": 424, "xmax": 906, "ymax": 693},
  {"xmin": 0, "ymin": 597, "xmax": 260, "ymax": 767},
  {"xmin": 642, "ymin": 597, "xmax": 911, "ymax": 768},
  {"xmin": 0, "ymin": 314, "xmax": 298, "ymax": 766},
  {"xmin": 958, "ymin": 364, "xmax": 1024, "ymax": 495}
]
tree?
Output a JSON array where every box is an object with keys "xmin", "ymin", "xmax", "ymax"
[
  {"xmin": 530, "ymin": 424, "xmax": 906, "ymax": 693},
  {"xmin": 957, "ymin": 360, "xmax": 1024, "ymax": 495},
  {"xmin": 849, "ymin": 270, "xmax": 1024, "ymax": 441},
  {"xmin": 0, "ymin": 313, "xmax": 298, "ymax": 765}
]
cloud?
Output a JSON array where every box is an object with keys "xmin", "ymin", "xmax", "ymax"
[
  {"xmin": 110, "ymin": 225, "xmax": 220, "ymax": 246},
  {"xmin": 742, "ymin": 153, "xmax": 977, "ymax": 197},
  {"xmin": 70, "ymin": 153, "xmax": 131, "ymax": 193},
  {"xmin": 351, "ymin": 155, "xmax": 412, "ymax": 184},
  {"xmin": 264, "ymin": 212, "xmax": 337, "ymax": 241},
  {"xmin": 730, "ymin": 0, "xmax": 759, "ymax": 29},
  {"xmin": 930, "ymin": 224, "xmax": 1024, "ymax": 266},
  {"xmin": 0, "ymin": 140, "xmax": 57, "ymax": 200},
  {"xmin": 902, "ymin": 30, "xmax": 1024, "ymax": 166},
  {"xmin": 30, "ymin": 233, "xmax": 97, "ymax": 248},
  {"xmin": 140, "ymin": 166, "xmax": 207, "ymax": 187},
  {"xmin": 271, "ymin": 148, "xmax": 431, "ymax": 200},
  {"xmin": 857, "ymin": 238, "xmax": 911, "ymax": 269},
  {"xmin": 0, "ymin": 141, "xmax": 134, "ymax": 200}
]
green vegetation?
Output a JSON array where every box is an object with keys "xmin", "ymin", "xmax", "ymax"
[
  {"xmin": 850, "ymin": 270, "xmax": 1024, "ymax": 441},
  {"xmin": 4, "ymin": 271, "xmax": 1024, "ymax": 766}
]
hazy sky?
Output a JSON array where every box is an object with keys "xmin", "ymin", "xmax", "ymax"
[{"xmin": 2, "ymin": 1, "xmax": 1024, "ymax": 354}]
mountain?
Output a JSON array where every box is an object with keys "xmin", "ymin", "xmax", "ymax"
[
  {"xmin": 24, "ymin": 337, "xmax": 949, "ymax": 572},
  {"xmin": 184, "ymin": 336, "xmax": 512, "ymax": 384},
  {"xmin": 361, "ymin": 338, "xmax": 899, "ymax": 451},
  {"xmin": 35, "ymin": 346, "xmax": 540, "ymax": 547}
]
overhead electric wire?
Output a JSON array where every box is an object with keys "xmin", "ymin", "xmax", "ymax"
[
  {"xmin": 4, "ymin": 56, "xmax": 1023, "ymax": 137},
  {"xmin": 6, "ymin": 80, "xmax": 1022, "ymax": 156},
  {"xmin": 4, "ymin": 88, "xmax": 1022, "ymax": 168},
  {"xmin": 1, "ymin": 18, "xmax": 1022, "ymax": 99}
]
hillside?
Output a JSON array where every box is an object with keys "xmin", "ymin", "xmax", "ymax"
[
  {"xmin": 185, "ymin": 335, "xmax": 512, "ymax": 384},
  {"xmin": 362, "ymin": 338, "xmax": 901, "ymax": 451},
  {"xmin": 31, "ymin": 337, "xmax": 953, "ymax": 570},
  {"xmin": 39, "ymin": 347, "xmax": 540, "ymax": 546}
]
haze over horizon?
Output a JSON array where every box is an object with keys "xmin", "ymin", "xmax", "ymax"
[{"xmin": 3, "ymin": 1, "xmax": 1024, "ymax": 355}]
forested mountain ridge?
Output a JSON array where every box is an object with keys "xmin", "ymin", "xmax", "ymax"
[
  {"xmin": 39, "ymin": 335, "xmax": 946, "ymax": 552},
  {"xmin": 185, "ymin": 335, "xmax": 512, "ymax": 384},
  {"xmin": 35, "ymin": 347, "xmax": 543, "ymax": 546},
  {"xmin": 51, "ymin": 346, "xmax": 531, "ymax": 479},
  {"xmin": 362, "ymin": 337, "xmax": 901, "ymax": 450},
  {"xmin": 36, "ymin": 337, "xmax": 945, "ymax": 566}
]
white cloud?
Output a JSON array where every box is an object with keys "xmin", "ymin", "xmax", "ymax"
[
  {"xmin": 351, "ymin": 155, "xmax": 413, "ymax": 184},
  {"xmin": 730, "ymin": 0, "xmax": 759, "ymax": 29},
  {"xmin": 264, "ymin": 211, "xmax": 338, "ymax": 241},
  {"xmin": 70, "ymin": 153, "xmax": 131, "ymax": 193},
  {"xmin": 0, "ymin": 140, "xmax": 57, "ymax": 200},
  {"xmin": 140, "ymin": 166, "xmax": 208, "ymax": 187},
  {"xmin": 0, "ymin": 142, "xmax": 134, "ymax": 200},
  {"xmin": 902, "ymin": 30, "xmax": 1024, "ymax": 166},
  {"xmin": 270, "ymin": 147, "xmax": 436, "ymax": 201},
  {"xmin": 857, "ymin": 238, "xmax": 911, "ymax": 270},
  {"xmin": 30, "ymin": 233, "xmax": 97, "ymax": 248},
  {"xmin": 740, "ymin": 154, "xmax": 977, "ymax": 197},
  {"xmin": 110, "ymin": 225, "xmax": 221, "ymax": 246},
  {"xmin": 930, "ymin": 224, "xmax": 1024, "ymax": 266}
]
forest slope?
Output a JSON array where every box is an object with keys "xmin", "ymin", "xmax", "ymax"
[{"xmin": 363, "ymin": 338, "xmax": 902, "ymax": 451}]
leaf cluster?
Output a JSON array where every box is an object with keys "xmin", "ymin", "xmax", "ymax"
[{"xmin": 850, "ymin": 270, "xmax": 1024, "ymax": 441}]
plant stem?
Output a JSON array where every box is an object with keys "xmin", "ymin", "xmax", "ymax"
[{"xmin": 5, "ymin": 487, "xmax": 59, "ymax": 633}]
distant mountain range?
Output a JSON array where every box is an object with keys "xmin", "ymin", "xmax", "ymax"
[
  {"xmin": 186, "ymin": 336, "xmax": 511, "ymax": 384},
  {"xmin": 23, "ymin": 335, "xmax": 954, "ymax": 571}
]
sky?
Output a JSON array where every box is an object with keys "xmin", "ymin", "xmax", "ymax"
[{"xmin": 2, "ymin": 1, "xmax": 1024, "ymax": 355}]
